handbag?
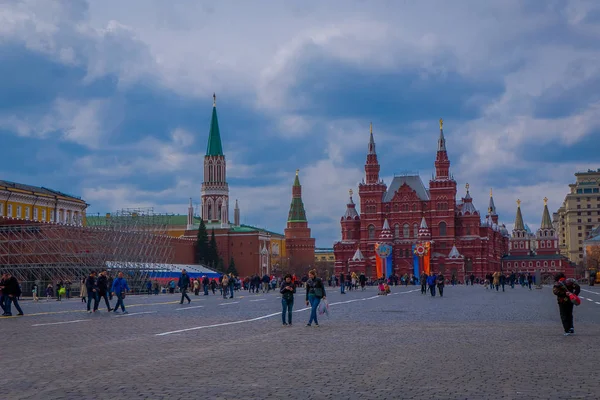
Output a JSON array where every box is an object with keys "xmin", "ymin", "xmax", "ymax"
[
  {"xmin": 561, "ymin": 282, "xmax": 581, "ymax": 306},
  {"xmin": 121, "ymin": 292, "xmax": 126, "ymax": 299}
]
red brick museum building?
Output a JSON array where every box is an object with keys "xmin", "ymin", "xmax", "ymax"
[{"xmin": 333, "ymin": 121, "xmax": 511, "ymax": 280}]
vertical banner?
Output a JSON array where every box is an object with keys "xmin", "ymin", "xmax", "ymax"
[
  {"xmin": 385, "ymin": 253, "xmax": 393, "ymax": 278},
  {"xmin": 374, "ymin": 243, "xmax": 383, "ymax": 278},
  {"xmin": 412, "ymin": 244, "xmax": 420, "ymax": 279}
]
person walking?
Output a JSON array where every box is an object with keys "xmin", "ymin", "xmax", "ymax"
[
  {"xmin": 80, "ymin": 277, "xmax": 87, "ymax": 303},
  {"xmin": 339, "ymin": 272, "xmax": 345, "ymax": 294},
  {"xmin": 427, "ymin": 273, "xmax": 437, "ymax": 297},
  {"xmin": 202, "ymin": 275, "xmax": 209, "ymax": 295},
  {"xmin": 96, "ymin": 271, "xmax": 113, "ymax": 312},
  {"xmin": 420, "ymin": 272, "xmax": 428, "ymax": 294},
  {"xmin": 280, "ymin": 274, "xmax": 296, "ymax": 326},
  {"xmin": 1, "ymin": 272, "xmax": 24, "ymax": 316},
  {"xmin": 85, "ymin": 271, "xmax": 99, "ymax": 313},
  {"xmin": 178, "ymin": 269, "xmax": 191, "ymax": 304},
  {"xmin": 305, "ymin": 269, "xmax": 326, "ymax": 327},
  {"xmin": 111, "ymin": 272, "xmax": 130, "ymax": 314},
  {"xmin": 499, "ymin": 273, "xmax": 506, "ymax": 292},
  {"xmin": 437, "ymin": 272, "xmax": 445, "ymax": 297},
  {"xmin": 552, "ymin": 272, "xmax": 581, "ymax": 336},
  {"xmin": 32, "ymin": 284, "xmax": 39, "ymax": 302}
]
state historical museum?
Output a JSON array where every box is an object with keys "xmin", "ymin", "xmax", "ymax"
[{"xmin": 333, "ymin": 120, "xmax": 510, "ymax": 281}]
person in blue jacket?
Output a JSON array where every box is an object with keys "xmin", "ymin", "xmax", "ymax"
[{"xmin": 111, "ymin": 271, "xmax": 130, "ymax": 314}]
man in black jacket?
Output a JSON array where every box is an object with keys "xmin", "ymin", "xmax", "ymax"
[
  {"xmin": 95, "ymin": 270, "xmax": 113, "ymax": 312},
  {"xmin": 1, "ymin": 273, "xmax": 24, "ymax": 316},
  {"xmin": 202, "ymin": 275, "xmax": 210, "ymax": 295},
  {"xmin": 339, "ymin": 272, "xmax": 345, "ymax": 294},
  {"xmin": 178, "ymin": 269, "xmax": 191, "ymax": 304},
  {"xmin": 85, "ymin": 271, "xmax": 99, "ymax": 313}
]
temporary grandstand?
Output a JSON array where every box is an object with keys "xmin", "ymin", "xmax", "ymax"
[
  {"xmin": 106, "ymin": 262, "xmax": 220, "ymax": 283},
  {"xmin": 0, "ymin": 207, "xmax": 187, "ymax": 293}
]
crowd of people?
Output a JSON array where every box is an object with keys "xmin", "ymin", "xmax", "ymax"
[{"xmin": 0, "ymin": 268, "xmax": 586, "ymax": 336}]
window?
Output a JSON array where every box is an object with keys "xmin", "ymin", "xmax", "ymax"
[
  {"xmin": 412, "ymin": 204, "xmax": 417, "ymax": 212},
  {"xmin": 16, "ymin": 205, "xmax": 21, "ymax": 218},
  {"xmin": 393, "ymin": 204, "xmax": 399, "ymax": 212},
  {"xmin": 536, "ymin": 261, "xmax": 540, "ymax": 267},
  {"xmin": 541, "ymin": 241, "xmax": 545, "ymax": 248},
  {"xmin": 403, "ymin": 224, "xmax": 410, "ymax": 238},
  {"xmin": 394, "ymin": 224, "xmax": 400, "ymax": 238},
  {"xmin": 33, "ymin": 208, "xmax": 38, "ymax": 220},
  {"xmin": 42, "ymin": 209, "xmax": 47, "ymax": 221},
  {"xmin": 405, "ymin": 249, "xmax": 410, "ymax": 258},
  {"xmin": 402, "ymin": 204, "xmax": 409, "ymax": 212},
  {"xmin": 368, "ymin": 225, "xmax": 375, "ymax": 239},
  {"xmin": 25, "ymin": 207, "xmax": 30, "ymax": 219},
  {"xmin": 466, "ymin": 225, "xmax": 471, "ymax": 235},
  {"xmin": 551, "ymin": 261, "xmax": 555, "ymax": 267},
  {"xmin": 0, "ymin": 204, "xmax": 3, "ymax": 217},
  {"xmin": 439, "ymin": 221, "xmax": 447, "ymax": 236},
  {"xmin": 413, "ymin": 224, "xmax": 418, "ymax": 237},
  {"xmin": 7, "ymin": 204, "xmax": 12, "ymax": 217}
]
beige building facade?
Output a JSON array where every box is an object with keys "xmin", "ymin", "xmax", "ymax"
[{"xmin": 556, "ymin": 169, "xmax": 600, "ymax": 264}]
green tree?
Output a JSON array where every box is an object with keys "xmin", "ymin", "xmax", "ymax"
[
  {"xmin": 207, "ymin": 228, "xmax": 219, "ymax": 268},
  {"xmin": 195, "ymin": 219, "xmax": 209, "ymax": 264},
  {"xmin": 227, "ymin": 257, "xmax": 238, "ymax": 276},
  {"xmin": 217, "ymin": 256, "xmax": 225, "ymax": 273}
]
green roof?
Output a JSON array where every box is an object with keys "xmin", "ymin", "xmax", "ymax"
[
  {"xmin": 86, "ymin": 214, "xmax": 200, "ymax": 227},
  {"xmin": 240, "ymin": 224, "xmax": 284, "ymax": 237},
  {"xmin": 206, "ymin": 103, "xmax": 223, "ymax": 156}
]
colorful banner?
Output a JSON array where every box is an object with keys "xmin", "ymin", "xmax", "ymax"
[
  {"xmin": 375, "ymin": 242, "xmax": 393, "ymax": 279},
  {"xmin": 412, "ymin": 244, "xmax": 420, "ymax": 279},
  {"xmin": 413, "ymin": 241, "xmax": 431, "ymax": 276}
]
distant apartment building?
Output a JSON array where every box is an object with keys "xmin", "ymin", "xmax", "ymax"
[{"xmin": 556, "ymin": 169, "xmax": 600, "ymax": 264}]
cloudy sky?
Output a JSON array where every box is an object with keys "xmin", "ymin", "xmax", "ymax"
[{"xmin": 1, "ymin": 0, "xmax": 599, "ymax": 246}]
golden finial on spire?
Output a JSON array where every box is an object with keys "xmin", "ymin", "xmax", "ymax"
[
  {"xmin": 465, "ymin": 183, "xmax": 469, "ymax": 192},
  {"xmin": 295, "ymin": 169, "xmax": 299, "ymax": 176},
  {"xmin": 213, "ymin": 93, "xmax": 216, "ymax": 107},
  {"xmin": 370, "ymin": 122, "xmax": 373, "ymax": 134},
  {"xmin": 517, "ymin": 199, "xmax": 521, "ymax": 207},
  {"xmin": 349, "ymin": 189, "xmax": 353, "ymax": 197},
  {"xmin": 543, "ymin": 197, "xmax": 548, "ymax": 205},
  {"xmin": 490, "ymin": 188, "xmax": 493, "ymax": 197},
  {"xmin": 439, "ymin": 118, "xmax": 444, "ymax": 130}
]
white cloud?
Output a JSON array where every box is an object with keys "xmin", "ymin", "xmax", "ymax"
[{"xmin": 0, "ymin": 97, "xmax": 108, "ymax": 148}]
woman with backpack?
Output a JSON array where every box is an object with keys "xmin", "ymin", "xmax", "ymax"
[{"xmin": 305, "ymin": 269, "xmax": 326, "ymax": 327}]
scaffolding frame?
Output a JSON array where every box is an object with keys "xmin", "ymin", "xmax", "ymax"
[{"xmin": 0, "ymin": 208, "xmax": 176, "ymax": 293}]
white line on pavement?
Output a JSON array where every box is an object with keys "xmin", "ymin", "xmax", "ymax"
[
  {"xmin": 586, "ymin": 298, "xmax": 593, "ymax": 301},
  {"xmin": 156, "ymin": 312, "xmax": 281, "ymax": 336},
  {"xmin": 32, "ymin": 319, "xmax": 89, "ymax": 327},
  {"xmin": 595, "ymin": 302, "xmax": 600, "ymax": 305},
  {"xmin": 175, "ymin": 306, "xmax": 205, "ymax": 311},
  {"xmin": 250, "ymin": 299, "xmax": 266, "ymax": 302},
  {"xmin": 218, "ymin": 301, "xmax": 239, "ymax": 306},
  {"xmin": 115, "ymin": 311, "xmax": 157, "ymax": 317},
  {"xmin": 155, "ymin": 290, "xmax": 419, "ymax": 336},
  {"xmin": 581, "ymin": 289, "xmax": 600, "ymax": 295}
]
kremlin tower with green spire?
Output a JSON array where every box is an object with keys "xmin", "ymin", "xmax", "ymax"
[{"xmin": 284, "ymin": 169, "xmax": 315, "ymax": 273}]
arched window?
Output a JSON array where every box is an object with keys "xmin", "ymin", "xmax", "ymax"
[
  {"xmin": 402, "ymin": 204, "xmax": 409, "ymax": 212},
  {"xmin": 413, "ymin": 224, "xmax": 418, "ymax": 237},
  {"xmin": 207, "ymin": 203, "xmax": 213, "ymax": 220},
  {"xmin": 544, "ymin": 261, "xmax": 548, "ymax": 267},
  {"xmin": 540, "ymin": 241, "xmax": 545, "ymax": 248},
  {"xmin": 507, "ymin": 262, "xmax": 511, "ymax": 268},
  {"xmin": 368, "ymin": 225, "xmax": 375, "ymax": 239},
  {"xmin": 439, "ymin": 221, "xmax": 447, "ymax": 236},
  {"xmin": 536, "ymin": 261, "xmax": 540, "ymax": 267},
  {"xmin": 209, "ymin": 164, "xmax": 214, "ymax": 181},
  {"xmin": 394, "ymin": 224, "xmax": 400, "ymax": 238},
  {"xmin": 547, "ymin": 240, "xmax": 551, "ymax": 248},
  {"xmin": 551, "ymin": 261, "xmax": 555, "ymax": 267},
  {"xmin": 466, "ymin": 225, "xmax": 471, "ymax": 235},
  {"xmin": 403, "ymin": 223, "xmax": 410, "ymax": 238},
  {"xmin": 412, "ymin": 204, "xmax": 417, "ymax": 212},
  {"xmin": 405, "ymin": 249, "xmax": 410, "ymax": 258}
]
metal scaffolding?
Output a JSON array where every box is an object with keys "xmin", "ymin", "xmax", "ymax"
[{"xmin": 0, "ymin": 208, "xmax": 176, "ymax": 293}]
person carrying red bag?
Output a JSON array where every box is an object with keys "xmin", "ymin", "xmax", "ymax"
[{"xmin": 552, "ymin": 272, "xmax": 581, "ymax": 336}]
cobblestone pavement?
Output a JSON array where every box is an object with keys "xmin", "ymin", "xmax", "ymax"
[{"xmin": 1, "ymin": 284, "xmax": 599, "ymax": 399}]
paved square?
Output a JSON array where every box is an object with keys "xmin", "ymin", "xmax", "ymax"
[{"xmin": 2, "ymin": 284, "xmax": 599, "ymax": 399}]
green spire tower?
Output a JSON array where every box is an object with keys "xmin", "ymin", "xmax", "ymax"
[
  {"xmin": 540, "ymin": 197, "xmax": 552, "ymax": 229},
  {"xmin": 514, "ymin": 199, "xmax": 525, "ymax": 231},
  {"xmin": 288, "ymin": 169, "xmax": 307, "ymax": 222},
  {"xmin": 206, "ymin": 93, "xmax": 223, "ymax": 156}
]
